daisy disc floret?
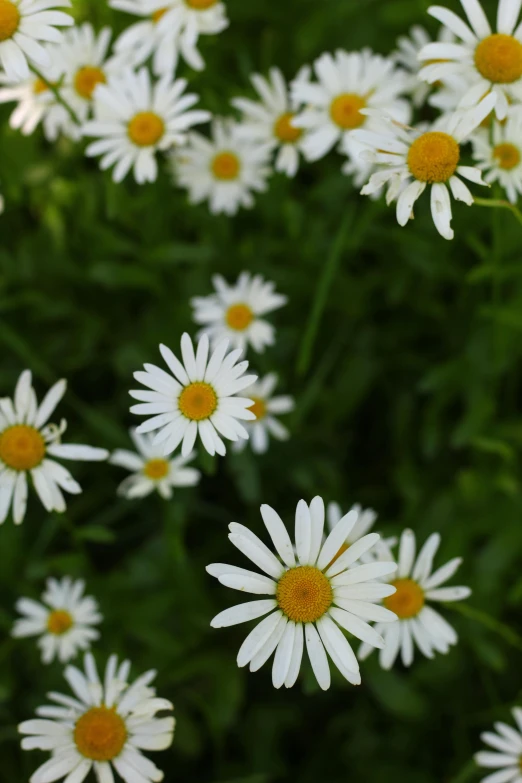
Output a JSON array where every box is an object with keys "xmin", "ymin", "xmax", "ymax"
[
  {"xmin": 207, "ymin": 496, "xmax": 398, "ymax": 690},
  {"xmin": 232, "ymin": 373, "xmax": 294, "ymax": 454},
  {"xmin": 472, "ymin": 110, "xmax": 522, "ymax": 203},
  {"xmin": 475, "ymin": 707, "xmax": 522, "ymax": 783}
]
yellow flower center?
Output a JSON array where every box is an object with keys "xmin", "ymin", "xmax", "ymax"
[
  {"xmin": 330, "ymin": 93, "xmax": 366, "ymax": 130},
  {"xmin": 475, "ymin": 34, "xmax": 522, "ymax": 84},
  {"xmin": 493, "ymin": 141, "xmax": 520, "ymax": 170},
  {"xmin": 225, "ymin": 303, "xmax": 253, "ymax": 331},
  {"xmin": 0, "ymin": 425, "xmax": 46, "ymax": 471},
  {"xmin": 274, "ymin": 112, "xmax": 302, "ymax": 143},
  {"xmin": 74, "ymin": 66, "xmax": 106, "ymax": 100},
  {"xmin": 185, "ymin": 0, "xmax": 217, "ymax": 8},
  {"xmin": 0, "ymin": 0, "xmax": 20, "ymax": 42},
  {"xmin": 74, "ymin": 706, "xmax": 127, "ymax": 762},
  {"xmin": 128, "ymin": 111, "xmax": 165, "ymax": 147},
  {"xmin": 211, "ymin": 151, "xmax": 241, "ymax": 180},
  {"xmin": 152, "ymin": 6, "xmax": 167, "ymax": 21},
  {"xmin": 407, "ymin": 131, "xmax": 460, "ymax": 183},
  {"xmin": 33, "ymin": 78, "xmax": 49, "ymax": 94},
  {"xmin": 47, "ymin": 609, "xmax": 73, "ymax": 635},
  {"xmin": 384, "ymin": 578, "xmax": 425, "ymax": 619},
  {"xmin": 276, "ymin": 566, "xmax": 333, "ymax": 623},
  {"xmin": 178, "ymin": 382, "xmax": 217, "ymax": 421},
  {"xmin": 248, "ymin": 396, "xmax": 266, "ymax": 420},
  {"xmin": 143, "ymin": 458, "xmax": 170, "ymax": 479}
]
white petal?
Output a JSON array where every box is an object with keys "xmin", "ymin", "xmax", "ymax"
[{"xmin": 210, "ymin": 600, "xmax": 276, "ymax": 628}]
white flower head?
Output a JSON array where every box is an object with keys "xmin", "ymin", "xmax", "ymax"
[
  {"xmin": 83, "ymin": 67, "xmax": 210, "ymax": 184},
  {"xmin": 12, "ymin": 577, "xmax": 102, "ymax": 664},
  {"xmin": 232, "ymin": 373, "xmax": 294, "ymax": 454},
  {"xmin": 0, "ymin": 370, "xmax": 108, "ymax": 524},
  {"xmin": 475, "ymin": 707, "xmax": 522, "ymax": 783},
  {"xmin": 359, "ymin": 528, "xmax": 471, "ymax": 669},
  {"xmin": 472, "ymin": 110, "xmax": 522, "ymax": 202},
  {"xmin": 130, "ymin": 333, "xmax": 257, "ymax": 458},
  {"xmin": 110, "ymin": 428, "xmax": 201, "ymax": 499},
  {"xmin": 207, "ymin": 496, "xmax": 398, "ymax": 690},
  {"xmin": 393, "ymin": 24, "xmax": 460, "ymax": 107},
  {"xmin": 326, "ymin": 502, "xmax": 397, "ymax": 564},
  {"xmin": 171, "ymin": 117, "xmax": 273, "ymax": 215},
  {"xmin": 19, "ymin": 652, "xmax": 175, "ymax": 783}
]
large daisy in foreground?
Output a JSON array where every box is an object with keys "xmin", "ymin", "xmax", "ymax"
[{"xmin": 475, "ymin": 707, "xmax": 522, "ymax": 783}]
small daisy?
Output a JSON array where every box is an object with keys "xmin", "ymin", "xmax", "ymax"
[
  {"xmin": 207, "ymin": 496, "xmax": 398, "ymax": 690},
  {"xmin": 419, "ymin": 0, "xmax": 522, "ymax": 120},
  {"xmin": 393, "ymin": 25, "xmax": 459, "ymax": 107},
  {"xmin": 12, "ymin": 577, "xmax": 102, "ymax": 664},
  {"xmin": 358, "ymin": 528, "xmax": 471, "ymax": 669},
  {"xmin": 472, "ymin": 111, "xmax": 522, "ymax": 202},
  {"xmin": 354, "ymin": 93, "xmax": 496, "ymax": 240},
  {"xmin": 19, "ymin": 652, "xmax": 175, "ymax": 783},
  {"xmin": 171, "ymin": 117, "xmax": 272, "ymax": 215},
  {"xmin": 475, "ymin": 707, "xmax": 522, "ymax": 783},
  {"xmin": 130, "ymin": 333, "xmax": 257, "ymax": 458},
  {"xmin": 0, "ymin": 370, "xmax": 108, "ymax": 525},
  {"xmin": 83, "ymin": 67, "xmax": 210, "ymax": 184},
  {"xmin": 232, "ymin": 373, "xmax": 294, "ymax": 454},
  {"xmin": 0, "ymin": 0, "xmax": 72, "ymax": 80},
  {"xmin": 326, "ymin": 502, "xmax": 397, "ymax": 565},
  {"xmin": 191, "ymin": 272, "xmax": 287, "ymax": 353}
]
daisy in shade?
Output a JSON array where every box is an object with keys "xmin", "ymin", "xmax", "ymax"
[
  {"xmin": 326, "ymin": 502, "xmax": 397, "ymax": 566},
  {"xmin": 472, "ymin": 110, "xmax": 522, "ymax": 203},
  {"xmin": 171, "ymin": 117, "xmax": 272, "ymax": 215},
  {"xmin": 12, "ymin": 577, "xmax": 102, "ymax": 664},
  {"xmin": 0, "ymin": 0, "xmax": 72, "ymax": 80},
  {"xmin": 0, "ymin": 370, "xmax": 108, "ymax": 525},
  {"xmin": 354, "ymin": 93, "xmax": 496, "ymax": 240},
  {"xmin": 233, "ymin": 373, "xmax": 294, "ymax": 454},
  {"xmin": 19, "ymin": 652, "xmax": 175, "ymax": 783},
  {"xmin": 207, "ymin": 496, "xmax": 398, "ymax": 690},
  {"xmin": 83, "ymin": 67, "xmax": 210, "ymax": 184},
  {"xmin": 475, "ymin": 708, "xmax": 522, "ymax": 783},
  {"xmin": 191, "ymin": 272, "xmax": 287, "ymax": 353},
  {"xmin": 358, "ymin": 528, "xmax": 471, "ymax": 669},
  {"xmin": 110, "ymin": 427, "xmax": 200, "ymax": 499},
  {"xmin": 130, "ymin": 333, "xmax": 257, "ymax": 458},
  {"xmin": 419, "ymin": 0, "xmax": 522, "ymax": 120}
]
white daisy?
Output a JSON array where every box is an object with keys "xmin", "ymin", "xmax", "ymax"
[
  {"xmin": 12, "ymin": 576, "xmax": 102, "ymax": 664},
  {"xmin": 475, "ymin": 707, "xmax": 522, "ymax": 783},
  {"xmin": 393, "ymin": 24, "xmax": 461, "ymax": 107},
  {"xmin": 358, "ymin": 528, "xmax": 471, "ymax": 669},
  {"xmin": 326, "ymin": 502, "xmax": 397, "ymax": 565},
  {"xmin": 83, "ymin": 67, "xmax": 210, "ymax": 184},
  {"xmin": 191, "ymin": 272, "xmax": 287, "ymax": 353},
  {"xmin": 110, "ymin": 427, "xmax": 200, "ymax": 499},
  {"xmin": 130, "ymin": 333, "xmax": 257, "ymax": 458},
  {"xmin": 472, "ymin": 110, "xmax": 522, "ymax": 202},
  {"xmin": 19, "ymin": 652, "xmax": 175, "ymax": 783},
  {"xmin": 0, "ymin": 0, "xmax": 72, "ymax": 80},
  {"xmin": 354, "ymin": 93, "xmax": 496, "ymax": 240},
  {"xmin": 171, "ymin": 117, "xmax": 272, "ymax": 215},
  {"xmin": 207, "ymin": 496, "xmax": 398, "ymax": 690},
  {"xmin": 419, "ymin": 0, "xmax": 522, "ymax": 120},
  {"xmin": 0, "ymin": 370, "xmax": 108, "ymax": 525},
  {"xmin": 232, "ymin": 373, "xmax": 294, "ymax": 454}
]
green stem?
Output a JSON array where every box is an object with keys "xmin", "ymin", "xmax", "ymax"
[
  {"xmin": 449, "ymin": 602, "xmax": 522, "ymax": 652},
  {"xmin": 474, "ymin": 197, "xmax": 522, "ymax": 228},
  {"xmin": 29, "ymin": 65, "xmax": 81, "ymax": 127}
]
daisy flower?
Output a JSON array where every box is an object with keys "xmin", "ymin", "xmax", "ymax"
[
  {"xmin": 12, "ymin": 577, "xmax": 102, "ymax": 664},
  {"xmin": 393, "ymin": 25, "xmax": 461, "ymax": 107},
  {"xmin": 171, "ymin": 117, "xmax": 272, "ymax": 215},
  {"xmin": 326, "ymin": 502, "xmax": 397, "ymax": 565},
  {"xmin": 19, "ymin": 652, "xmax": 175, "ymax": 783},
  {"xmin": 354, "ymin": 93, "xmax": 496, "ymax": 240},
  {"xmin": 83, "ymin": 67, "xmax": 210, "ymax": 184},
  {"xmin": 475, "ymin": 707, "xmax": 522, "ymax": 783},
  {"xmin": 130, "ymin": 333, "xmax": 257, "ymax": 458},
  {"xmin": 110, "ymin": 427, "xmax": 200, "ymax": 499},
  {"xmin": 472, "ymin": 110, "xmax": 522, "ymax": 203},
  {"xmin": 232, "ymin": 373, "xmax": 294, "ymax": 454},
  {"xmin": 419, "ymin": 0, "xmax": 522, "ymax": 120},
  {"xmin": 0, "ymin": 370, "xmax": 108, "ymax": 525},
  {"xmin": 207, "ymin": 496, "xmax": 398, "ymax": 690},
  {"xmin": 0, "ymin": 0, "xmax": 72, "ymax": 80},
  {"xmin": 191, "ymin": 272, "xmax": 287, "ymax": 353},
  {"xmin": 358, "ymin": 528, "xmax": 471, "ymax": 669}
]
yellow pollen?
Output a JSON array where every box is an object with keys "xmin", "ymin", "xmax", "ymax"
[
  {"xmin": 0, "ymin": 0, "xmax": 19, "ymax": 42},
  {"xmin": 152, "ymin": 6, "xmax": 167, "ymax": 21},
  {"xmin": 384, "ymin": 578, "xmax": 425, "ymax": 619},
  {"xmin": 493, "ymin": 141, "xmax": 520, "ymax": 170},
  {"xmin": 276, "ymin": 566, "xmax": 333, "ymax": 623},
  {"xmin": 128, "ymin": 111, "xmax": 165, "ymax": 147},
  {"xmin": 225, "ymin": 303, "xmax": 253, "ymax": 331},
  {"xmin": 74, "ymin": 66, "xmax": 106, "ymax": 100},
  {"xmin": 178, "ymin": 382, "xmax": 217, "ymax": 421},
  {"xmin": 47, "ymin": 609, "xmax": 73, "ymax": 635},
  {"xmin": 185, "ymin": 0, "xmax": 217, "ymax": 8},
  {"xmin": 74, "ymin": 706, "xmax": 127, "ymax": 762},
  {"xmin": 143, "ymin": 457, "xmax": 170, "ymax": 479},
  {"xmin": 248, "ymin": 396, "xmax": 266, "ymax": 421},
  {"xmin": 407, "ymin": 131, "xmax": 460, "ymax": 183},
  {"xmin": 274, "ymin": 112, "xmax": 302, "ymax": 143},
  {"xmin": 0, "ymin": 425, "xmax": 46, "ymax": 471},
  {"xmin": 475, "ymin": 34, "xmax": 522, "ymax": 84},
  {"xmin": 330, "ymin": 93, "xmax": 366, "ymax": 130},
  {"xmin": 33, "ymin": 78, "xmax": 49, "ymax": 95},
  {"xmin": 211, "ymin": 151, "xmax": 241, "ymax": 180},
  {"xmin": 326, "ymin": 541, "xmax": 349, "ymax": 570}
]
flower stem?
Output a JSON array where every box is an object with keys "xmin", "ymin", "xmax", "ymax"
[
  {"xmin": 29, "ymin": 65, "xmax": 81, "ymax": 127},
  {"xmin": 449, "ymin": 602, "xmax": 522, "ymax": 653},
  {"xmin": 474, "ymin": 197, "xmax": 522, "ymax": 228}
]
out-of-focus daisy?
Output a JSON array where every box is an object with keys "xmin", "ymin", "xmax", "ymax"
[
  {"xmin": 359, "ymin": 528, "xmax": 471, "ymax": 669},
  {"xmin": 393, "ymin": 24, "xmax": 460, "ymax": 107},
  {"xmin": 0, "ymin": 370, "xmax": 108, "ymax": 525},
  {"xmin": 83, "ymin": 67, "xmax": 210, "ymax": 184},
  {"xmin": 12, "ymin": 577, "xmax": 102, "ymax": 664},
  {"xmin": 0, "ymin": 0, "xmax": 72, "ymax": 80},
  {"xmin": 171, "ymin": 118, "xmax": 272, "ymax": 215},
  {"xmin": 475, "ymin": 708, "xmax": 522, "ymax": 783},
  {"xmin": 110, "ymin": 428, "xmax": 200, "ymax": 499},
  {"xmin": 19, "ymin": 652, "xmax": 174, "ymax": 783},
  {"xmin": 233, "ymin": 373, "xmax": 294, "ymax": 454},
  {"xmin": 130, "ymin": 333, "xmax": 257, "ymax": 458},
  {"xmin": 419, "ymin": 0, "xmax": 522, "ymax": 119},
  {"xmin": 326, "ymin": 502, "xmax": 397, "ymax": 566},
  {"xmin": 207, "ymin": 496, "xmax": 398, "ymax": 690},
  {"xmin": 355, "ymin": 93, "xmax": 496, "ymax": 240},
  {"xmin": 191, "ymin": 272, "xmax": 287, "ymax": 353},
  {"xmin": 472, "ymin": 111, "xmax": 522, "ymax": 203}
]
